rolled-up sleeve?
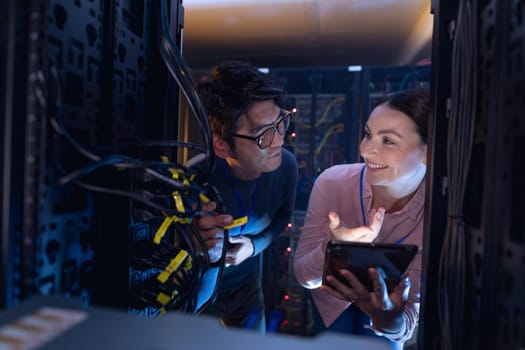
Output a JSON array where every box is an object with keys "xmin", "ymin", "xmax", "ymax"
[{"xmin": 293, "ymin": 175, "xmax": 332, "ymax": 289}]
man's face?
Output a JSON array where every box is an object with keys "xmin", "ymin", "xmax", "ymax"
[{"xmin": 225, "ymin": 100, "xmax": 286, "ymax": 180}]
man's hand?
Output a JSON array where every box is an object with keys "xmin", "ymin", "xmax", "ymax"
[
  {"xmin": 194, "ymin": 201, "xmax": 233, "ymax": 263},
  {"xmin": 328, "ymin": 208, "xmax": 385, "ymax": 242},
  {"xmin": 225, "ymin": 235, "xmax": 255, "ymax": 266}
]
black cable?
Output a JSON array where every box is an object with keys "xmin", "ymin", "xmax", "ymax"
[
  {"xmin": 93, "ymin": 140, "xmax": 207, "ymax": 154},
  {"xmin": 45, "ymin": 1, "xmax": 223, "ymax": 314},
  {"xmin": 75, "ymin": 181, "xmax": 197, "ymax": 217},
  {"xmin": 54, "ymin": 155, "xmax": 142, "ymax": 186},
  {"xmin": 437, "ymin": 0, "xmax": 477, "ymax": 349},
  {"xmin": 158, "ymin": 0, "xmax": 214, "ymax": 182},
  {"xmin": 156, "ymin": 0, "xmax": 228, "ymax": 314},
  {"xmin": 50, "ymin": 91, "xmax": 216, "ymax": 313},
  {"xmin": 49, "ymin": 66, "xmax": 208, "ymax": 198}
]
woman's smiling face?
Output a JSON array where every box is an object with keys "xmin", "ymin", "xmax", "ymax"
[{"xmin": 359, "ymin": 103, "xmax": 427, "ymax": 187}]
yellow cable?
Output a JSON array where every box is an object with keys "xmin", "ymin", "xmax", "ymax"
[
  {"xmin": 294, "ymin": 96, "xmax": 345, "ymax": 129},
  {"xmin": 315, "ymin": 123, "xmax": 344, "ymax": 156}
]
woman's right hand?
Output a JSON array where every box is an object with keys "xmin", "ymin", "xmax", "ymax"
[{"xmin": 327, "ymin": 208, "xmax": 385, "ymax": 242}]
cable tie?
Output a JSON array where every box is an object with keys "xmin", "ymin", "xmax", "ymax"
[
  {"xmin": 157, "ymin": 250, "xmax": 189, "ymax": 283},
  {"xmin": 224, "ymin": 216, "xmax": 248, "ymax": 230},
  {"xmin": 156, "ymin": 292, "xmax": 171, "ymax": 305},
  {"xmin": 153, "ymin": 216, "xmax": 175, "ymax": 244},
  {"xmin": 173, "ymin": 216, "xmax": 192, "ymax": 224},
  {"xmin": 172, "ymin": 191, "xmax": 186, "ymax": 213},
  {"xmin": 184, "ymin": 255, "xmax": 193, "ymax": 270},
  {"xmin": 199, "ymin": 193, "xmax": 210, "ymax": 204},
  {"xmin": 161, "ymin": 155, "xmax": 180, "ymax": 179}
]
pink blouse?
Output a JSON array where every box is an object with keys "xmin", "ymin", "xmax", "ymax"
[{"xmin": 293, "ymin": 163, "xmax": 425, "ymax": 342}]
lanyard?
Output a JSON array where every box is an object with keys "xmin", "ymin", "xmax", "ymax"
[
  {"xmin": 222, "ymin": 159, "xmax": 260, "ymax": 232},
  {"xmin": 359, "ymin": 164, "xmax": 416, "ymax": 244}
]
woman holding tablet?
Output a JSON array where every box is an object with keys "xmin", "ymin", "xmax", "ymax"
[{"xmin": 293, "ymin": 88, "xmax": 429, "ymax": 349}]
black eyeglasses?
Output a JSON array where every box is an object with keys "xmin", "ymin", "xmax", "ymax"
[{"xmin": 232, "ymin": 109, "xmax": 292, "ymax": 150}]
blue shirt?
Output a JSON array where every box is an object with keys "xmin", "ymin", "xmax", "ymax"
[{"xmin": 189, "ymin": 148, "xmax": 298, "ymax": 309}]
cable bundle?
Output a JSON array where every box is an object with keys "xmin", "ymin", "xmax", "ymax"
[
  {"xmin": 127, "ymin": 160, "xmax": 216, "ymax": 314},
  {"xmin": 49, "ymin": 99, "xmax": 218, "ymax": 313},
  {"xmin": 437, "ymin": 0, "xmax": 478, "ymax": 348},
  {"xmin": 46, "ymin": 0, "xmax": 227, "ymax": 315}
]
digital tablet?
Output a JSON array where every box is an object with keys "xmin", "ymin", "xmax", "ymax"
[{"xmin": 322, "ymin": 240, "xmax": 419, "ymax": 292}]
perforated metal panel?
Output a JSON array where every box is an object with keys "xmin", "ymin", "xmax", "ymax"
[
  {"xmin": 34, "ymin": 0, "xmax": 107, "ymax": 304},
  {"xmin": 422, "ymin": 1, "xmax": 525, "ymax": 349},
  {"xmin": 3, "ymin": 0, "xmax": 183, "ymax": 311},
  {"xmin": 474, "ymin": 0, "xmax": 525, "ymax": 347}
]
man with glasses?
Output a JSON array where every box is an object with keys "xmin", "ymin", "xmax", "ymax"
[
  {"xmin": 232, "ymin": 109, "xmax": 292, "ymax": 150},
  {"xmin": 189, "ymin": 61, "xmax": 298, "ymax": 333}
]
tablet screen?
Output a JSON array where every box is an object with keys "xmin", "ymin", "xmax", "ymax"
[{"xmin": 322, "ymin": 241, "xmax": 419, "ymax": 292}]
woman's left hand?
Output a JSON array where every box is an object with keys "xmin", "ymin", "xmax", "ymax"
[
  {"xmin": 321, "ymin": 267, "xmax": 410, "ymax": 333},
  {"xmin": 328, "ymin": 208, "xmax": 385, "ymax": 242}
]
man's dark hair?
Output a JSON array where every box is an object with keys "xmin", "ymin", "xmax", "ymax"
[{"xmin": 197, "ymin": 61, "xmax": 283, "ymax": 150}]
